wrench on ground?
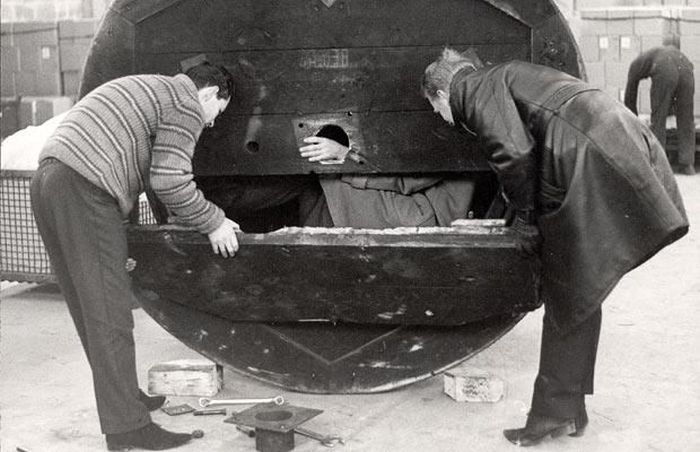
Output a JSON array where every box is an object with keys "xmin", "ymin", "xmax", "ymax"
[
  {"xmin": 198, "ymin": 395, "xmax": 285, "ymax": 408},
  {"xmin": 295, "ymin": 426, "xmax": 345, "ymax": 448}
]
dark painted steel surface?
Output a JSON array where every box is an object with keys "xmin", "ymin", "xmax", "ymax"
[
  {"xmin": 81, "ymin": 0, "xmax": 582, "ymax": 392},
  {"xmin": 80, "ymin": 0, "xmax": 583, "ymax": 176},
  {"xmin": 128, "ymin": 224, "xmax": 540, "ymax": 325},
  {"xmin": 135, "ymin": 283, "xmax": 524, "ymax": 393}
]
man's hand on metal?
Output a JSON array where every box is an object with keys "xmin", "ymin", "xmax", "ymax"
[
  {"xmin": 512, "ymin": 210, "xmax": 541, "ymax": 256},
  {"xmin": 299, "ymin": 136, "xmax": 349, "ymax": 163},
  {"xmin": 207, "ymin": 218, "xmax": 240, "ymax": 258}
]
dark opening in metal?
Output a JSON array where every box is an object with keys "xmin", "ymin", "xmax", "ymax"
[
  {"xmin": 255, "ymin": 410, "xmax": 294, "ymax": 422},
  {"xmin": 246, "ymin": 141, "xmax": 260, "ymax": 153},
  {"xmin": 316, "ymin": 124, "xmax": 349, "ymax": 147}
]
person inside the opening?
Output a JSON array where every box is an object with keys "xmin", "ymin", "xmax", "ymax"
[{"xmin": 299, "ymin": 124, "xmax": 476, "ymax": 228}]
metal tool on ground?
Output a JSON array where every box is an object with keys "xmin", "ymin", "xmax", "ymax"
[
  {"xmin": 193, "ymin": 408, "xmax": 227, "ymax": 416},
  {"xmin": 294, "ymin": 426, "xmax": 345, "ymax": 448},
  {"xmin": 225, "ymin": 403, "xmax": 323, "ymax": 452},
  {"xmin": 236, "ymin": 425, "xmax": 256, "ymax": 438},
  {"xmin": 199, "ymin": 395, "xmax": 284, "ymax": 408},
  {"xmin": 160, "ymin": 403, "xmax": 195, "ymax": 416},
  {"xmin": 234, "ymin": 424, "xmax": 345, "ymax": 447}
]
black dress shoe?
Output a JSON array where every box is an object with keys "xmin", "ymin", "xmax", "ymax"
[
  {"xmin": 569, "ymin": 409, "xmax": 588, "ymax": 437},
  {"xmin": 139, "ymin": 389, "xmax": 167, "ymax": 411},
  {"xmin": 503, "ymin": 414, "xmax": 580, "ymax": 447},
  {"xmin": 106, "ymin": 422, "xmax": 191, "ymax": 451}
]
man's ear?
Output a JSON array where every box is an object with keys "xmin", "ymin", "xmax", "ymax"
[
  {"xmin": 199, "ymin": 85, "xmax": 219, "ymax": 102},
  {"xmin": 436, "ymin": 89, "xmax": 449, "ymax": 101}
]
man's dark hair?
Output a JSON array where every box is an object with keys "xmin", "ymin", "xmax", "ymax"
[{"xmin": 185, "ymin": 62, "xmax": 234, "ymax": 99}]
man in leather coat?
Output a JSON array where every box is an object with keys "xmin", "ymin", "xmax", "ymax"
[{"xmin": 422, "ymin": 48, "xmax": 689, "ymax": 447}]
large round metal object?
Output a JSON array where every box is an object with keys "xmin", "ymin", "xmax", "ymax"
[{"xmin": 84, "ymin": 0, "xmax": 582, "ymax": 393}]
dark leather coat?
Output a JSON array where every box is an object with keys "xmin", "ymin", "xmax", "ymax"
[{"xmin": 450, "ymin": 61, "xmax": 689, "ymax": 333}]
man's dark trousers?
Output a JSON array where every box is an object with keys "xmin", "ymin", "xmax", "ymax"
[
  {"xmin": 196, "ymin": 174, "xmax": 333, "ymax": 227},
  {"xmin": 650, "ymin": 58, "xmax": 695, "ymax": 167},
  {"xmin": 30, "ymin": 158, "xmax": 150, "ymax": 434},
  {"xmin": 530, "ymin": 307, "xmax": 602, "ymax": 419}
]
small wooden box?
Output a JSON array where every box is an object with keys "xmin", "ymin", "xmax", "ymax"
[
  {"xmin": 148, "ymin": 359, "xmax": 223, "ymax": 397},
  {"xmin": 443, "ymin": 367, "xmax": 505, "ymax": 403}
]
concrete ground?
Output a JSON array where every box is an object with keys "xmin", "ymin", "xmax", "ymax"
[{"xmin": 1, "ymin": 174, "xmax": 699, "ymax": 452}]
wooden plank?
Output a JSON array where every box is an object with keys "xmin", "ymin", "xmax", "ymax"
[{"xmin": 127, "ymin": 226, "xmax": 540, "ymax": 325}]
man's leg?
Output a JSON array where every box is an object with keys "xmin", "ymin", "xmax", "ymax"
[
  {"xmin": 649, "ymin": 69, "xmax": 679, "ymax": 151},
  {"xmin": 503, "ymin": 307, "xmax": 601, "ymax": 446},
  {"xmin": 31, "ymin": 160, "xmax": 91, "ymax": 358},
  {"xmin": 298, "ymin": 179, "xmax": 333, "ymax": 227},
  {"xmin": 197, "ymin": 175, "xmax": 332, "ymax": 226},
  {"xmin": 530, "ymin": 306, "xmax": 602, "ymax": 420},
  {"xmin": 31, "ymin": 160, "xmax": 149, "ymax": 434},
  {"xmin": 675, "ymin": 66, "xmax": 696, "ymax": 171}
]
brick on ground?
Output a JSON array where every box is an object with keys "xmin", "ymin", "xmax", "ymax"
[
  {"xmin": 443, "ymin": 367, "xmax": 505, "ymax": 403},
  {"xmin": 148, "ymin": 359, "xmax": 223, "ymax": 397}
]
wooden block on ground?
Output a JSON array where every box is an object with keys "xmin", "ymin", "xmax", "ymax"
[
  {"xmin": 443, "ymin": 367, "xmax": 505, "ymax": 403},
  {"xmin": 148, "ymin": 359, "xmax": 223, "ymax": 397}
]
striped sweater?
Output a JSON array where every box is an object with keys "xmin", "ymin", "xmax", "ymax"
[{"xmin": 40, "ymin": 74, "xmax": 224, "ymax": 234}]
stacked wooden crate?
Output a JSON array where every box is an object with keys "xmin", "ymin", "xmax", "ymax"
[{"xmin": 0, "ymin": 19, "xmax": 96, "ymax": 138}]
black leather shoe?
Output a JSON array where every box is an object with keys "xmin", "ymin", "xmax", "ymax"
[
  {"xmin": 139, "ymin": 390, "xmax": 166, "ymax": 411},
  {"xmin": 569, "ymin": 409, "xmax": 588, "ymax": 437},
  {"xmin": 503, "ymin": 414, "xmax": 580, "ymax": 447},
  {"xmin": 106, "ymin": 423, "xmax": 192, "ymax": 451}
]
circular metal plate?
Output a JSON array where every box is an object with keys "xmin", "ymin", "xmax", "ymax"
[{"xmin": 138, "ymin": 289, "xmax": 523, "ymax": 393}]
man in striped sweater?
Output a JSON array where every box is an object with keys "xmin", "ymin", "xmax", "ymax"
[{"xmin": 30, "ymin": 63, "xmax": 238, "ymax": 450}]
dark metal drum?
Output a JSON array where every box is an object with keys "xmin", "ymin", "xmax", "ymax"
[{"xmin": 82, "ymin": 0, "xmax": 582, "ymax": 393}]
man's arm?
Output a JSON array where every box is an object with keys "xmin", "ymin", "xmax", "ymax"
[
  {"xmin": 149, "ymin": 112, "xmax": 239, "ymax": 257},
  {"xmin": 299, "ymin": 136, "xmax": 443, "ymax": 194},
  {"xmin": 470, "ymin": 68, "xmax": 537, "ymax": 213},
  {"xmin": 150, "ymin": 119, "xmax": 240, "ymax": 257},
  {"xmin": 149, "ymin": 117, "xmax": 224, "ymax": 234},
  {"xmin": 624, "ymin": 55, "xmax": 646, "ymax": 115}
]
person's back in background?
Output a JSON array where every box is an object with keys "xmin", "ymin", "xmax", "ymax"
[{"xmin": 624, "ymin": 43, "xmax": 695, "ymax": 175}]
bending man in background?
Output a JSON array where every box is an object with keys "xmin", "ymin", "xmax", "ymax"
[{"xmin": 624, "ymin": 43, "xmax": 695, "ymax": 175}]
